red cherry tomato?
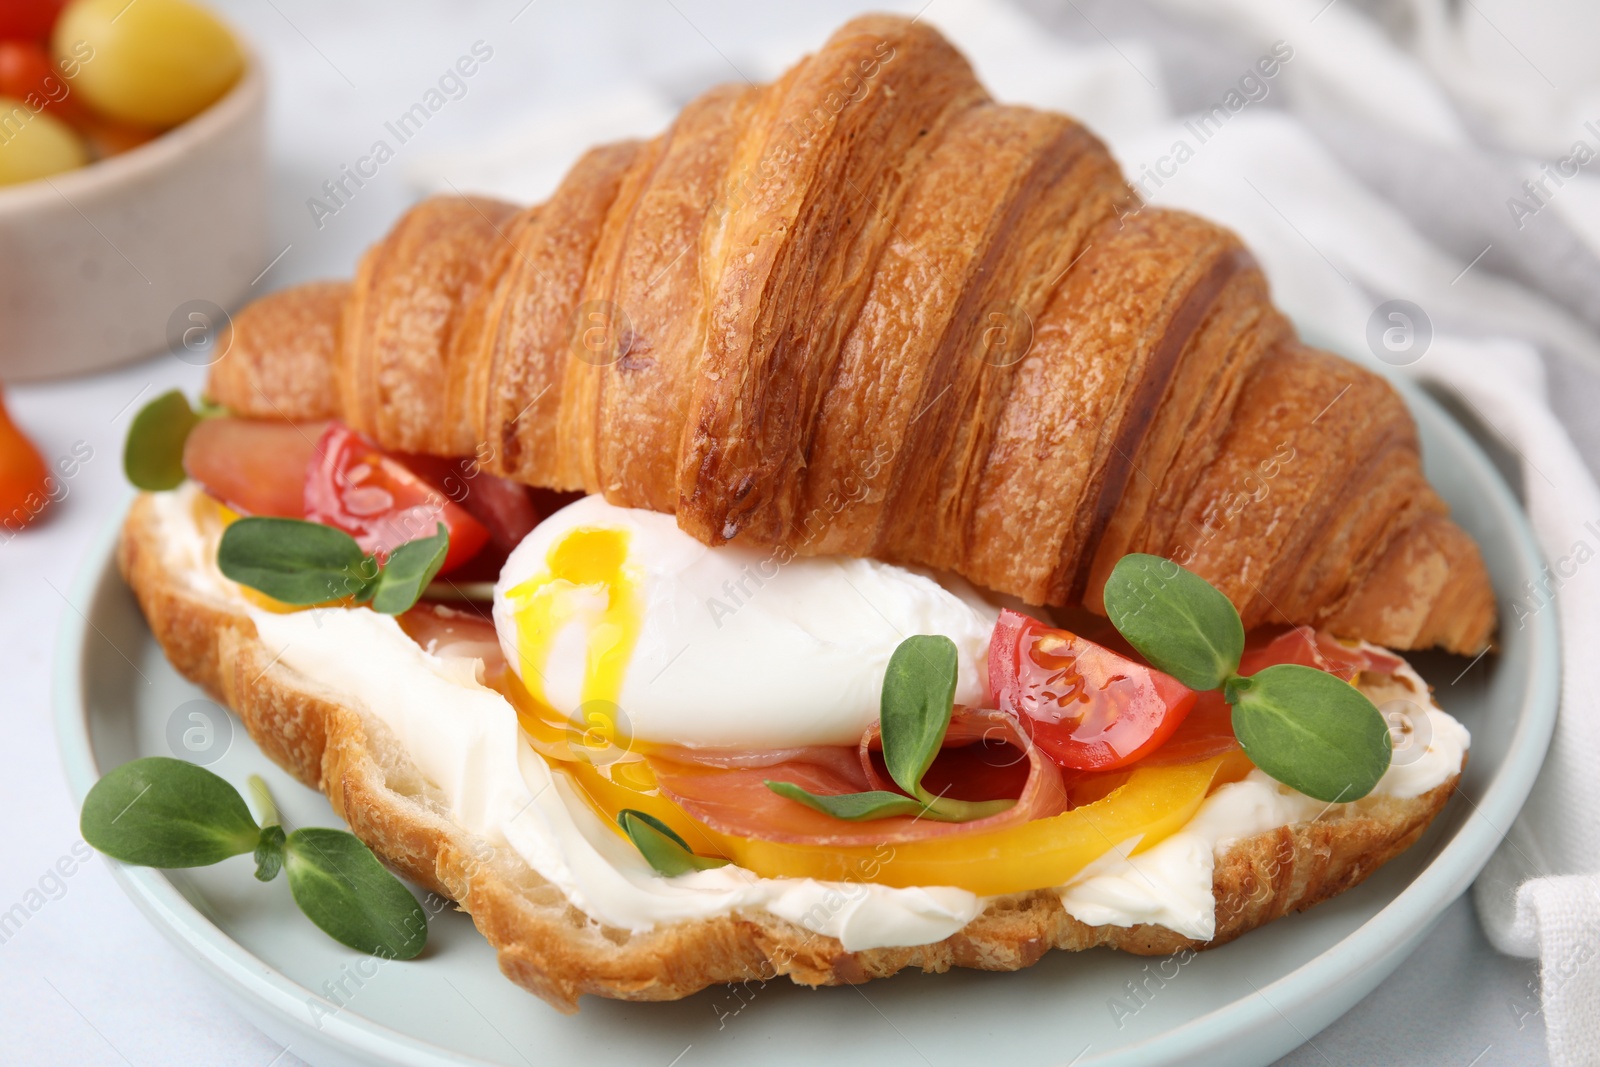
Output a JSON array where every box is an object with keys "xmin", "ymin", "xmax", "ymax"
[
  {"xmin": 0, "ymin": 388, "xmax": 52, "ymax": 533},
  {"xmin": 988, "ymin": 609, "xmax": 1198, "ymax": 771},
  {"xmin": 0, "ymin": 0, "xmax": 65, "ymax": 41},
  {"xmin": 182, "ymin": 417, "xmax": 324, "ymax": 518},
  {"xmin": 304, "ymin": 423, "xmax": 489, "ymax": 575},
  {"xmin": 0, "ymin": 39, "xmax": 83, "ymax": 122}
]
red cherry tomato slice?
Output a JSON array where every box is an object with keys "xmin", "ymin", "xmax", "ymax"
[
  {"xmin": 182, "ymin": 418, "xmax": 324, "ymax": 518},
  {"xmin": 304, "ymin": 423, "xmax": 489, "ymax": 574},
  {"xmin": 988, "ymin": 609, "xmax": 1198, "ymax": 771}
]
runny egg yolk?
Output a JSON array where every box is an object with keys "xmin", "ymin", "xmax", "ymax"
[{"xmin": 502, "ymin": 526, "xmax": 641, "ymax": 755}]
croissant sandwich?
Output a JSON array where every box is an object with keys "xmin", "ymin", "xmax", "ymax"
[{"xmin": 113, "ymin": 14, "xmax": 1490, "ymax": 1012}]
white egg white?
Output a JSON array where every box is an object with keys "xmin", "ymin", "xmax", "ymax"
[{"xmin": 491, "ymin": 495, "xmax": 1001, "ymax": 749}]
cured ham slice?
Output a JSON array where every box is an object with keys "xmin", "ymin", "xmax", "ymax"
[{"xmin": 647, "ymin": 708, "xmax": 1068, "ymax": 846}]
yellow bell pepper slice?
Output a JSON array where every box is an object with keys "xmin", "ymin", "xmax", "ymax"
[
  {"xmin": 557, "ymin": 759, "xmax": 728, "ymax": 857},
  {"xmin": 195, "ymin": 495, "xmax": 355, "ymax": 614},
  {"xmin": 558, "ymin": 748, "xmax": 1253, "ymax": 897}
]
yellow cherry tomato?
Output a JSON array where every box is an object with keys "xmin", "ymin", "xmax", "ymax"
[
  {"xmin": 53, "ymin": 0, "xmax": 243, "ymax": 128},
  {"xmin": 0, "ymin": 95, "xmax": 87, "ymax": 185}
]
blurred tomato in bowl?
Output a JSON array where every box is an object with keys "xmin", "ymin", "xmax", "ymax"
[{"xmin": 0, "ymin": 0, "xmax": 265, "ymax": 380}]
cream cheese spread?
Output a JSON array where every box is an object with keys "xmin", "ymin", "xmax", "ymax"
[{"xmin": 148, "ymin": 485, "xmax": 1468, "ymax": 950}]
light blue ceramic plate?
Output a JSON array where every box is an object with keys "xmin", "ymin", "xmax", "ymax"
[{"xmin": 55, "ymin": 378, "xmax": 1557, "ymax": 1067}]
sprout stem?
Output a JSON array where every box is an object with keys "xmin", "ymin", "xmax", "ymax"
[{"xmin": 248, "ymin": 774, "xmax": 280, "ymax": 828}]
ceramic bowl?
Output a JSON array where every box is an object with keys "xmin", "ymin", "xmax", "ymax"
[{"xmin": 0, "ymin": 57, "xmax": 266, "ymax": 381}]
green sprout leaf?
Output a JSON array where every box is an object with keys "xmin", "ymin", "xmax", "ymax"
[
  {"xmin": 763, "ymin": 635, "xmax": 1016, "ymax": 824},
  {"xmin": 764, "ymin": 782, "xmax": 1010, "ymax": 823},
  {"xmin": 880, "ymin": 635, "xmax": 959, "ymax": 798},
  {"xmin": 248, "ymin": 774, "xmax": 285, "ymax": 881},
  {"xmin": 1230, "ymin": 664, "xmax": 1393, "ymax": 802},
  {"xmin": 81, "ymin": 759, "xmax": 427, "ymax": 959},
  {"xmin": 763, "ymin": 783, "xmax": 927, "ymax": 822},
  {"xmin": 1101, "ymin": 553, "xmax": 1397, "ymax": 804},
  {"xmin": 283, "ymin": 828, "xmax": 428, "ymax": 959},
  {"xmin": 254, "ymin": 824, "xmax": 286, "ymax": 883},
  {"xmin": 370, "ymin": 523, "xmax": 449, "ymax": 614},
  {"xmin": 217, "ymin": 516, "xmax": 450, "ymax": 615},
  {"xmin": 124, "ymin": 390, "xmax": 201, "ymax": 491},
  {"xmin": 217, "ymin": 517, "xmax": 375, "ymax": 606},
  {"xmin": 80, "ymin": 757, "xmax": 259, "ymax": 867},
  {"xmin": 618, "ymin": 810, "xmax": 729, "ymax": 876},
  {"xmin": 1103, "ymin": 553, "xmax": 1244, "ymax": 691}
]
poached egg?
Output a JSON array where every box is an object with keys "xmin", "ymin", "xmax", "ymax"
[{"xmin": 491, "ymin": 495, "xmax": 1000, "ymax": 749}]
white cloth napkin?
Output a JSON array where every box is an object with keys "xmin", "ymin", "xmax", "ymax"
[
  {"xmin": 417, "ymin": 1, "xmax": 1600, "ymax": 1060},
  {"xmin": 1434, "ymin": 338, "xmax": 1600, "ymax": 1065}
]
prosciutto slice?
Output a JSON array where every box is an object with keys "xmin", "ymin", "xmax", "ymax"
[
  {"xmin": 1241, "ymin": 625, "xmax": 1405, "ymax": 682},
  {"xmin": 647, "ymin": 708, "xmax": 1068, "ymax": 846}
]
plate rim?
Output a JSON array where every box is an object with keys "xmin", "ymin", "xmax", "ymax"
[
  {"xmin": 54, "ymin": 379, "xmax": 1560, "ymax": 1067},
  {"xmin": 54, "ymin": 488, "xmax": 498, "ymax": 1067}
]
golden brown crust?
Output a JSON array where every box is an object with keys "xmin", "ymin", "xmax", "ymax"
[
  {"xmin": 595, "ymin": 83, "xmax": 757, "ymax": 513},
  {"xmin": 207, "ymin": 281, "xmax": 348, "ymax": 421},
  {"xmin": 672, "ymin": 19, "xmax": 990, "ymax": 547},
  {"xmin": 201, "ymin": 14, "xmax": 1495, "ymax": 655},
  {"xmin": 120, "ymin": 492, "xmax": 1460, "ymax": 1012},
  {"xmin": 481, "ymin": 142, "xmax": 643, "ymax": 489},
  {"xmin": 1131, "ymin": 342, "xmax": 1498, "ymax": 649},
  {"xmin": 339, "ymin": 195, "xmax": 522, "ymax": 455}
]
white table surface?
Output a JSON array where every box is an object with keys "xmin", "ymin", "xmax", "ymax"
[{"xmin": 0, "ymin": 2, "xmax": 1558, "ymax": 1063}]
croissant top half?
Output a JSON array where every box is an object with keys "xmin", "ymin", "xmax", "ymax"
[{"xmin": 208, "ymin": 14, "xmax": 1496, "ymax": 654}]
